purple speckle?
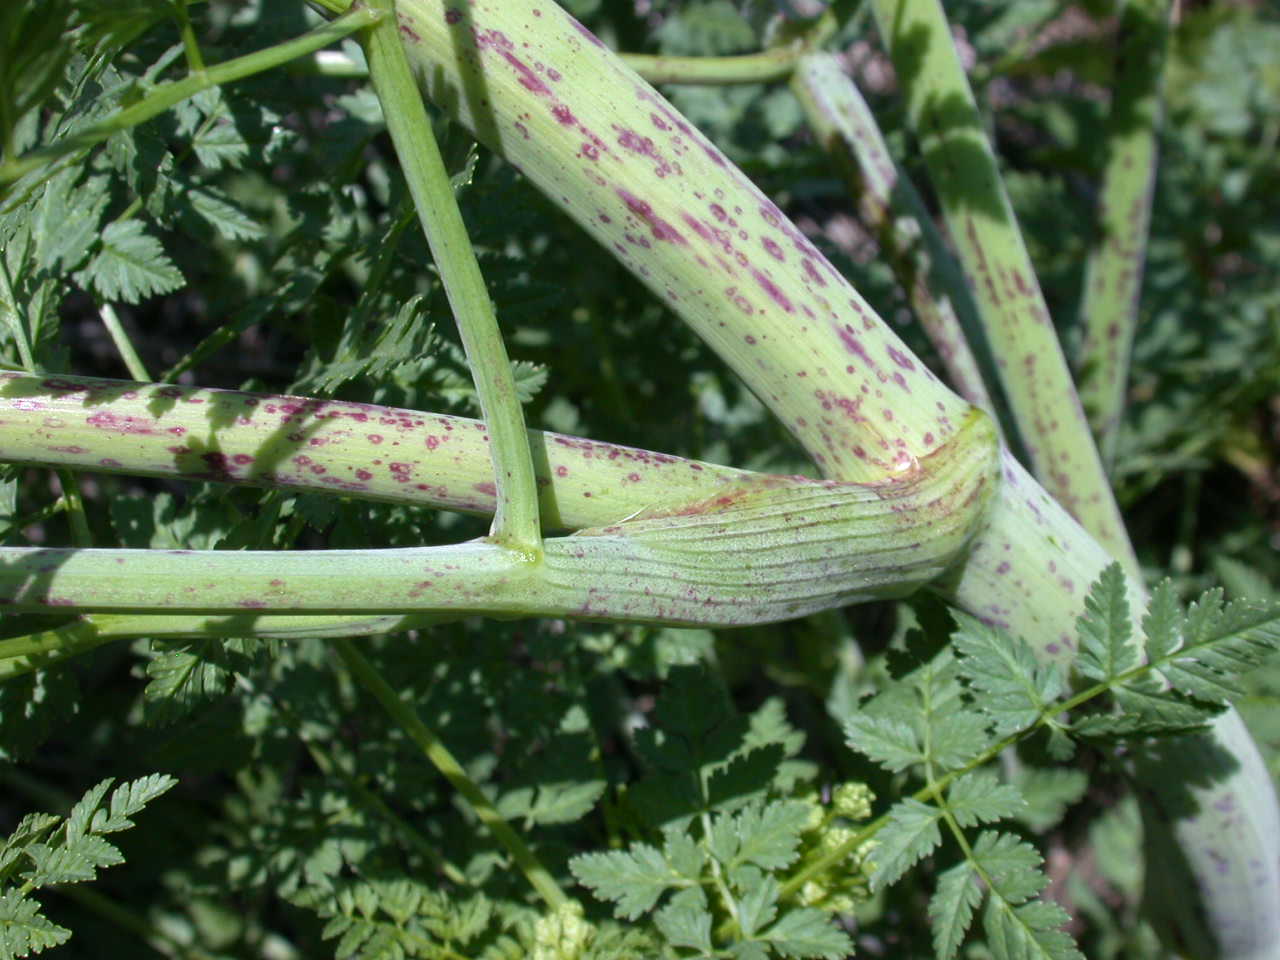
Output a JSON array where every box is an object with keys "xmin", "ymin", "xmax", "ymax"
[
  {"xmin": 887, "ymin": 346, "xmax": 916, "ymax": 371},
  {"xmin": 444, "ymin": 8, "xmax": 462, "ymax": 24},
  {"xmin": 616, "ymin": 188, "xmax": 685, "ymax": 244},
  {"xmin": 751, "ymin": 269, "xmax": 793, "ymax": 313},
  {"xmin": 681, "ymin": 213, "xmax": 715, "ymax": 243},
  {"xmin": 498, "ymin": 50, "xmax": 550, "ymax": 95},
  {"xmin": 762, "ymin": 238, "xmax": 785, "ymax": 262},
  {"xmin": 569, "ymin": 17, "xmax": 606, "ymax": 47}
]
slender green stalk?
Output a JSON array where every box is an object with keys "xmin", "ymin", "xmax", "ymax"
[
  {"xmin": 98, "ymin": 304, "xmax": 151, "ymax": 381},
  {"xmin": 1078, "ymin": 0, "xmax": 1173, "ymax": 470},
  {"xmin": 619, "ymin": 7, "xmax": 837, "ymax": 86},
  {"xmin": 362, "ymin": 0, "xmax": 541, "ymax": 553},
  {"xmin": 791, "ymin": 53, "xmax": 1000, "ymax": 422},
  {"xmin": 0, "ymin": 257, "xmax": 93, "ymax": 547},
  {"xmin": 333, "ymin": 639, "xmax": 568, "ymax": 909},
  {"xmin": 866, "ymin": 0, "xmax": 1138, "ymax": 576},
  {"xmin": 0, "ymin": 612, "xmax": 454, "ymax": 681},
  {"xmin": 291, "ymin": 42, "xmax": 827, "ymax": 87},
  {"xmin": 54, "ymin": 470, "xmax": 92, "ymax": 547},
  {"xmin": 0, "ymin": 6, "xmax": 382, "ymax": 186},
  {"xmin": 172, "ymin": 0, "xmax": 207, "ymax": 74}
]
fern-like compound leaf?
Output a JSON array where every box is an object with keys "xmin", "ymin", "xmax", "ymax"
[
  {"xmin": 929, "ymin": 861, "xmax": 981, "ymax": 960},
  {"xmin": 952, "ymin": 613, "xmax": 1062, "ymax": 735},
  {"xmin": 868, "ymin": 799, "xmax": 943, "ymax": 891},
  {"xmin": 946, "ymin": 772, "xmax": 1024, "ymax": 828},
  {"xmin": 568, "ymin": 845, "xmax": 680, "ymax": 920},
  {"xmin": 1075, "ymin": 563, "xmax": 1139, "ymax": 683}
]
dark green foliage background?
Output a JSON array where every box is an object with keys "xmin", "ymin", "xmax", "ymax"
[{"xmin": 0, "ymin": 0, "xmax": 1278, "ymax": 957}]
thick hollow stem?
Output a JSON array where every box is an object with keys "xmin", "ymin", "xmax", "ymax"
[
  {"xmin": 0, "ymin": 409, "xmax": 1001, "ymax": 625},
  {"xmin": 389, "ymin": 0, "xmax": 975, "ymax": 482},
  {"xmin": 866, "ymin": 0, "xmax": 1138, "ymax": 576},
  {"xmin": 0, "ymin": 372, "xmax": 744, "ymax": 529},
  {"xmin": 933, "ymin": 454, "xmax": 1280, "ymax": 958},
  {"xmin": 1078, "ymin": 0, "xmax": 1172, "ymax": 470},
  {"xmin": 791, "ymin": 53, "xmax": 1001, "ymax": 423}
]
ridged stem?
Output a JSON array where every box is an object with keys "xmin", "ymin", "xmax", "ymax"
[
  {"xmin": 866, "ymin": 0, "xmax": 1138, "ymax": 576},
  {"xmin": 791, "ymin": 53, "xmax": 1001, "ymax": 423},
  {"xmin": 0, "ymin": 409, "xmax": 1001, "ymax": 625},
  {"xmin": 1078, "ymin": 0, "xmax": 1173, "ymax": 470}
]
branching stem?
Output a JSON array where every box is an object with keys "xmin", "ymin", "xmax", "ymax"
[
  {"xmin": 0, "ymin": 6, "xmax": 382, "ymax": 186},
  {"xmin": 362, "ymin": 0, "xmax": 541, "ymax": 553}
]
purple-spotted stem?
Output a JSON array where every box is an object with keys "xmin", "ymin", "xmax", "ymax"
[{"xmin": 791, "ymin": 53, "xmax": 1000, "ymax": 424}]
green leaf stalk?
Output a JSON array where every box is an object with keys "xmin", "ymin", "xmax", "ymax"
[{"xmin": 362, "ymin": 0, "xmax": 542, "ymax": 552}]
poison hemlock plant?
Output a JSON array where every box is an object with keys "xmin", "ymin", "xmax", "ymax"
[
  {"xmin": 0, "ymin": 0, "xmax": 1278, "ymax": 957},
  {"xmin": 570, "ymin": 667, "xmax": 868, "ymax": 959},
  {"xmin": 842, "ymin": 565, "xmax": 1280, "ymax": 959},
  {"xmin": 0, "ymin": 775, "xmax": 177, "ymax": 958}
]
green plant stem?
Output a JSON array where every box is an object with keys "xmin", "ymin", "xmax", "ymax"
[
  {"xmin": 361, "ymin": 0, "xmax": 541, "ymax": 553},
  {"xmin": 173, "ymin": 0, "xmax": 207, "ymax": 74},
  {"xmin": 621, "ymin": 48, "xmax": 804, "ymax": 86},
  {"xmin": 333, "ymin": 638, "xmax": 568, "ymax": 910},
  {"xmin": 867, "ymin": 0, "xmax": 1139, "ymax": 577},
  {"xmin": 0, "ymin": 410, "xmax": 999, "ymax": 624},
  {"xmin": 55, "ymin": 470, "xmax": 92, "ymax": 547},
  {"xmin": 791, "ymin": 53, "xmax": 1001, "ymax": 424},
  {"xmin": 0, "ymin": 373, "xmax": 747, "ymax": 529},
  {"xmin": 98, "ymin": 304, "xmax": 151, "ymax": 381},
  {"xmin": 0, "ymin": 6, "xmax": 382, "ymax": 186},
  {"xmin": 0, "ymin": 613, "xmax": 456, "ymax": 680},
  {"xmin": 392, "ymin": 0, "xmax": 981, "ymax": 483},
  {"xmin": 0, "ymin": 262, "xmax": 93, "ymax": 547},
  {"xmin": 1078, "ymin": 0, "xmax": 1172, "ymax": 470}
]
